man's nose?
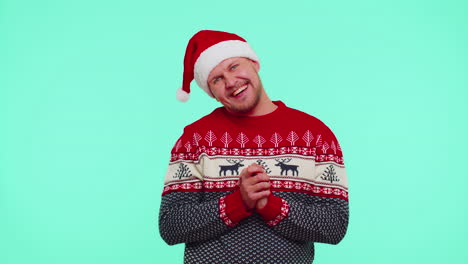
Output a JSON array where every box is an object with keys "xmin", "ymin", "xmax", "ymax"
[{"xmin": 225, "ymin": 73, "xmax": 237, "ymax": 89}]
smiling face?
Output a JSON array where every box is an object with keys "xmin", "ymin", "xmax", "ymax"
[{"xmin": 207, "ymin": 57, "xmax": 269, "ymax": 116}]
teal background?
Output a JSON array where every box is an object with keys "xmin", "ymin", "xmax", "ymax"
[{"xmin": 1, "ymin": 0, "xmax": 467, "ymax": 263}]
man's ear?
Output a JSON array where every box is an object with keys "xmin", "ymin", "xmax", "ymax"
[
  {"xmin": 207, "ymin": 85, "xmax": 219, "ymax": 102},
  {"xmin": 250, "ymin": 59, "xmax": 260, "ymax": 72}
]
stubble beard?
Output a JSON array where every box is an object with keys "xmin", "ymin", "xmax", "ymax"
[{"xmin": 228, "ymin": 80, "xmax": 263, "ymax": 114}]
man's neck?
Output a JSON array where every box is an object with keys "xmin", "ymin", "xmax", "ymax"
[
  {"xmin": 246, "ymin": 100, "xmax": 278, "ymax": 117},
  {"xmin": 228, "ymin": 96, "xmax": 278, "ymax": 117}
]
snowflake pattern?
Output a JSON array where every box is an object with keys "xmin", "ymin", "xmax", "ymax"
[
  {"xmin": 163, "ymin": 116, "xmax": 348, "ymax": 264},
  {"xmin": 160, "ymin": 191, "xmax": 348, "ymax": 264}
]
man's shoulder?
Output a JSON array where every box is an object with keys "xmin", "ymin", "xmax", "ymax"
[
  {"xmin": 280, "ymin": 102, "xmax": 338, "ymax": 137},
  {"xmin": 183, "ymin": 107, "xmax": 225, "ymax": 131},
  {"xmin": 281, "ymin": 102, "xmax": 327, "ymax": 126}
]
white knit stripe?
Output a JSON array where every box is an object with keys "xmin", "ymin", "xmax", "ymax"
[
  {"xmin": 162, "ymin": 178, "xmax": 348, "ymax": 200},
  {"xmin": 194, "ymin": 40, "xmax": 259, "ymax": 96},
  {"xmin": 165, "ymin": 161, "xmax": 202, "ymax": 183},
  {"xmin": 192, "ymin": 154, "xmax": 347, "ymax": 190},
  {"xmin": 314, "ymin": 162, "xmax": 348, "ymax": 188},
  {"xmin": 166, "ymin": 154, "xmax": 346, "ymax": 187}
]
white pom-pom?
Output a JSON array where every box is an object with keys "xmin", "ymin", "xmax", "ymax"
[{"xmin": 176, "ymin": 87, "xmax": 190, "ymax": 102}]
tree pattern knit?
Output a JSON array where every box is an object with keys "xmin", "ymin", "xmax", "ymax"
[{"xmin": 159, "ymin": 101, "xmax": 349, "ymax": 264}]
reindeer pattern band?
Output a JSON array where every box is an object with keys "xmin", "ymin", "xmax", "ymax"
[
  {"xmin": 164, "ymin": 154, "xmax": 347, "ymax": 191},
  {"xmin": 219, "ymin": 159, "xmax": 244, "ymax": 176},
  {"xmin": 274, "ymin": 158, "xmax": 299, "ymax": 176}
]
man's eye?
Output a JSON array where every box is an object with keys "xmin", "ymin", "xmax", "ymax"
[
  {"xmin": 230, "ymin": 64, "xmax": 238, "ymax": 70},
  {"xmin": 213, "ymin": 77, "xmax": 222, "ymax": 83}
]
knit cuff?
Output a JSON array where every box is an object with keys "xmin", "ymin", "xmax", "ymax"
[
  {"xmin": 257, "ymin": 194, "xmax": 290, "ymax": 227},
  {"xmin": 219, "ymin": 189, "xmax": 252, "ymax": 227}
]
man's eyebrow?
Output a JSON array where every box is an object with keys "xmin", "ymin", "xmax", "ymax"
[
  {"xmin": 228, "ymin": 60, "xmax": 239, "ymax": 67},
  {"xmin": 211, "ymin": 60, "xmax": 240, "ymax": 81},
  {"xmin": 211, "ymin": 74, "xmax": 222, "ymax": 81}
]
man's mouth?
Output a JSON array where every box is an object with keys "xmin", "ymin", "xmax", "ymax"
[{"xmin": 232, "ymin": 84, "xmax": 248, "ymax": 97}]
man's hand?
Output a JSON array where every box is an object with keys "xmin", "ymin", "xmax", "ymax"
[
  {"xmin": 256, "ymin": 196, "xmax": 268, "ymax": 210},
  {"xmin": 239, "ymin": 163, "xmax": 270, "ymax": 210}
]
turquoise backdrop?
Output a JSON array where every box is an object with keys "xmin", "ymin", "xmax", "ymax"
[{"xmin": 1, "ymin": 0, "xmax": 467, "ymax": 263}]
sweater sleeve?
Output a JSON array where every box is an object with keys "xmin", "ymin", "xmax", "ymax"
[
  {"xmin": 266, "ymin": 191, "xmax": 348, "ymax": 245},
  {"xmin": 256, "ymin": 181, "xmax": 348, "ymax": 244},
  {"xmin": 158, "ymin": 129, "xmax": 252, "ymax": 245},
  {"xmin": 257, "ymin": 126, "xmax": 349, "ymax": 245}
]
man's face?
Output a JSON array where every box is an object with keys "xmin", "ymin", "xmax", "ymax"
[{"xmin": 207, "ymin": 57, "xmax": 263, "ymax": 115}]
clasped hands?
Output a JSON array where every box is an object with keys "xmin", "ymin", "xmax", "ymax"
[{"xmin": 239, "ymin": 163, "xmax": 271, "ymax": 211}]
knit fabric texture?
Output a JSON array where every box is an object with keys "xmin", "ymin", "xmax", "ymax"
[{"xmin": 159, "ymin": 101, "xmax": 349, "ymax": 264}]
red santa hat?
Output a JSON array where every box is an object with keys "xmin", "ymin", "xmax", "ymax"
[{"xmin": 177, "ymin": 30, "xmax": 259, "ymax": 102}]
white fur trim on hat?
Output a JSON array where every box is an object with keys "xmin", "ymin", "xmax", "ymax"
[
  {"xmin": 194, "ymin": 40, "xmax": 259, "ymax": 97},
  {"xmin": 176, "ymin": 87, "xmax": 190, "ymax": 102}
]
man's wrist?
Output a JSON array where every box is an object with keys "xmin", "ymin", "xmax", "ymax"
[
  {"xmin": 256, "ymin": 194, "xmax": 284, "ymax": 221},
  {"xmin": 219, "ymin": 189, "xmax": 253, "ymax": 227}
]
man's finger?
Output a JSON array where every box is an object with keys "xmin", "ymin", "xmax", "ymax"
[
  {"xmin": 247, "ymin": 163, "xmax": 265, "ymax": 175},
  {"xmin": 245, "ymin": 181, "xmax": 270, "ymax": 194},
  {"xmin": 252, "ymin": 181, "xmax": 270, "ymax": 192},
  {"xmin": 244, "ymin": 173, "xmax": 269, "ymax": 186},
  {"xmin": 250, "ymin": 190, "xmax": 270, "ymax": 201}
]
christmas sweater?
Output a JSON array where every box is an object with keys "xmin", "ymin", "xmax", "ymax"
[{"xmin": 159, "ymin": 101, "xmax": 349, "ymax": 264}]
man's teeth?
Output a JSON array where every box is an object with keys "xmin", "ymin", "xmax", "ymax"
[{"xmin": 233, "ymin": 85, "xmax": 248, "ymax": 96}]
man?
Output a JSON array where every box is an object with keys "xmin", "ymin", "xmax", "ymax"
[{"xmin": 159, "ymin": 30, "xmax": 349, "ymax": 264}]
